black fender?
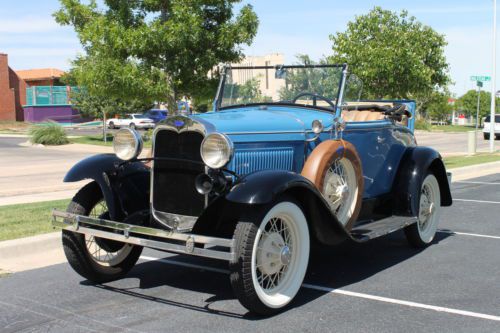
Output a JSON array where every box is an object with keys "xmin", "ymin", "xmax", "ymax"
[
  {"xmin": 64, "ymin": 154, "xmax": 150, "ymax": 220},
  {"xmin": 193, "ymin": 170, "xmax": 351, "ymax": 246},
  {"xmin": 392, "ymin": 147, "xmax": 452, "ymax": 217}
]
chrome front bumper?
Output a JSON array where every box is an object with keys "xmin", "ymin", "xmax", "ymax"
[{"xmin": 52, "ymin": 210, "xmax": 235, "ymax": 261}]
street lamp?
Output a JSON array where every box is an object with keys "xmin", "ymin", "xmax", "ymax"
[{"xmin": 490, "ymin": 0, "xmax": 497, "ymax": 152}]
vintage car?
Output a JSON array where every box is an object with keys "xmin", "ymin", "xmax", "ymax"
[{"xmin": 52, "ymin": 64, "xmax": 452, "ymax": 315}]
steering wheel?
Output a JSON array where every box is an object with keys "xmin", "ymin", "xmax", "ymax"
[{"xmin": 292, "ymin": 92, "xmax": 336, "ymax": 110}]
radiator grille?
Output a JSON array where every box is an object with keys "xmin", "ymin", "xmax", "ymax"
[
  {"xmin": 152, "ymin": 129, "xmax": 205, "ymax": 217},
  {"xmin": 232, "ymin": 147, "xmax": 294, "ymax": 176}
]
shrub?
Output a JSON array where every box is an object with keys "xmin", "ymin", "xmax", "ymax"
[
  {"xmin": 415, "ymin": 118, "xmax": 431, "ymax": 131},
  {"xmin": 29, "ymin": 123, "xmax": 69, "ymax": 145}
]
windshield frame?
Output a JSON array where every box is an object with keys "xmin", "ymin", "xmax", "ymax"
[{"xmin": 214, "ymin": 64, "xmax": 348, "ymax": 113}]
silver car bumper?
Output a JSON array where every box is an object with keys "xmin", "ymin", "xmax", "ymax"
[{"xmin": 52, "ymin": 210, "xmax": 235, "ymax": 261}]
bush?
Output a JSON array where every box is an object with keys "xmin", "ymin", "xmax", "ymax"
[
  {"xmin": 415, "ymin": 118, "xmax": 431, "ymax": 131},
  {"xmin": 29, "ymin": 123, "xmax": 69, "ymax": 145}
]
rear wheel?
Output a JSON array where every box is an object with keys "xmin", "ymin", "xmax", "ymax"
[
  {"xmin": 405, "ymin": 173, "xmax": 442, "ymax": 248},
  {"xmin": 322, "ymin": 157, "xmax": 360, "ymax": 227},
  {"xmin": 129, "ymin": 123, "xmax": 136, "ymax": 130},
  {"xmin": 62, "ymin": 182, "xmax": 142, "ymax": 282},
  {"xmin": 230, "ymin": 200, "xmax": 310, "ymax": 315},
  {"xmin": 108, "ymin": 121, "xmax": 115, "ymax": 129}
]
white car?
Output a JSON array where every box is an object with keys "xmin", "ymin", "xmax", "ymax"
[
  {"xmin": 483, "ymin": 114, "xmax": 500, "ymax": 140},
  {"xmin": 107, "ymin": 114, "xmax": 155, "ymax": 130}
]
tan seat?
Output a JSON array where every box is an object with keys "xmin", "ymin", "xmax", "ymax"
[{"xmin": 342, "ymin": 110, "xmax": 386, "ymax": 122}]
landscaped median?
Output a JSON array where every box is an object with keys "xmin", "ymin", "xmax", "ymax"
[
  {"xmin": 443, "ymin": 153, "xmax": 500, "ymax": 169},
  {"xmin": 0, "ymin": 199, "xmax": 69, "ymax": 241}
]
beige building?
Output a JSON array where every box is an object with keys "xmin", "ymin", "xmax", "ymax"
[{"xmin": 231, "ymin": 53, "xmax": 285, "ymax": 100}]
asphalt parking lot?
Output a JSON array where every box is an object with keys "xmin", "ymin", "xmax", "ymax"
[{"xmin": 1, "ymin": 174, "xmax": 500, "ymax": 332}]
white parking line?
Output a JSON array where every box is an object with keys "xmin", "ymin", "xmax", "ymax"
[
  {"xmin": 438, "ymin": 230, "xmax": 500, "ymax": 240},
  {"xmin": 453, "ymin": 198, "xmax": 500, "ymax": 204},
  {"xmin": 453, "ymin": 181, "xmax": 500, "ymax": 185},
  {"xmin": 139, "ymin": 255, "xmax": 500, "ymax": 322}
]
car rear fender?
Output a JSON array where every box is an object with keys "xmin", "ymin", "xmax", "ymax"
[
  {"xmin": 64, "ymin": 154, "xmax": 150, "ymax": 220},
  {"xmin": 392, "ymin": 147, "xmax": 452, "ymax": 217},
  {"xmin": 198, "ymin": 170, "xmax": 351, "ymax": 246}
]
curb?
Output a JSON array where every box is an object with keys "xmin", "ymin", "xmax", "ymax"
[
  {"xmin": 448, "ymin": 161, "xmax": 500, "ymax": 181},
  {"xmin": 0, "ymin": 232, "xmax": 66, "ymax": 273}
]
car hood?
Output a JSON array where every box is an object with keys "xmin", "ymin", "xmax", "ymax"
[{"xmin": 192, "ymin": 106, "xmax": 334, "ymax": 135}]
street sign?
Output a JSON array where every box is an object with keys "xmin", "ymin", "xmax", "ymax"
[
  {"xmin": 470, "ymin": 75, "xmax": 491, "ymax": 82},
  {"xmin": 477, "ymin": 81, "xmax": 483, "ymax": 88}
]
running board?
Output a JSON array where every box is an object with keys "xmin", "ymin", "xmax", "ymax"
[
  {"xmin": 350, "ymin": 216, "xmax": 418, "ymax": 242},
  {"xmin": 51, "ymin": 210, "xmax": 235, "ymax": 261}
]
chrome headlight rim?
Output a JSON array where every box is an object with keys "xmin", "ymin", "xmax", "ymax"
[
  {"xmin": 200, "ymin": 132, "xmax": 234, "ymax": 169},
  {"xmin": 113, "ymin": 128, "xmax": 143, "ymax": 161}
]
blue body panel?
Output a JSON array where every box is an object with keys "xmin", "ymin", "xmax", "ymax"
[{"xmin": 192, "ymin": 101, "xmax": 416, "ymax": 199}]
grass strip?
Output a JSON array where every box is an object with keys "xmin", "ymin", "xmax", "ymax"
[
  {"xmin": 0, "ymin": 199, "xmax": 70, "ymax": 241},
  {"xmin": 444, "ymin": 153, "xmax": 500, "ymax": 169}
]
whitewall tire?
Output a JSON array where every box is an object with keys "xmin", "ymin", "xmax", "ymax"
[
  {"xmin": 405, "ymin": 173, "xmax": 442, "ymax": 247},
  {"xmin": 230, "ymin": 200, "xmax": 310, "ymax": 315}
]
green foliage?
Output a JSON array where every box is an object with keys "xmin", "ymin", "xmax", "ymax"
[
  {"xmin": 29, "ymin": 123, "xmax": 69, "ymax": 145},
  {"xmin": 224, "ymin": 76, "xmax": 272, "ymax": 104},
  {"xmin": 279, "ymin": 55, "xmax": 342, "ymax": 102},
  {"xmin": 329, "ymin": 7, "xmax": 450, "ymax": 100},
  {"xmin": 54, "ymin": 0, "xmax": 259, "ymax": 111},
  {"xmin": 424, "ymin": 91, "xmax": 453, "ymax": 122},
  {"xmin": 456, "ymin": 90, "xmax": 500, "ymax": 123},
  {"xmin": 414, "ymin": 118, "xmax": 431, "ymax": 131},
  {"xmin": 69, "ymin": 88, "xmax": 153, "ymax": 119}
]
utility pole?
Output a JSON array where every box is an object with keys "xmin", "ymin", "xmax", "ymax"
[
  {"xmin": 476, "ymin": 81, "xmax": 482, "ymax": 152},
  {"xmin": 490, "ymin": 0, "xmax": 497, "ymax": 152}
]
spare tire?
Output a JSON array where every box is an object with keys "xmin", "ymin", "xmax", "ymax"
[{"xmin": 301, "ymin": 140, "xmax": 363, "ymax": 230}]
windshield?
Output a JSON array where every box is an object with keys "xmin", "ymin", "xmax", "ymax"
[{"xmin": 217, "ymin": 64, "xmax": 346, "ymax": 111}]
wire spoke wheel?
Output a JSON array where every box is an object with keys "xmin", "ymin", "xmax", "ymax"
[
  {"xmin": 230, "ymin": 200, "xmax": 310, "ymax": 315},
  {"xmin": 416, "ymin": 174, "xmax": 441, "ymax": 242},
  {"xmin": 323, "ymin": 157, "xmax": 358, "ymax": 225},
  {"xmin": 405, "ymin": 173, "xmax": 442, "ymax": 247},
  {"xmin": 255, "ymin": 217, "xmax": 294, "ymax": 292},
  {"xmin": 84, "ymin": 200, "xmax": 133, "ymax": 267}
]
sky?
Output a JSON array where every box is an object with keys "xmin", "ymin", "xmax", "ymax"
[{"xmin": 0, "ymin": 0, "xmax": 498, "ymax": 96}]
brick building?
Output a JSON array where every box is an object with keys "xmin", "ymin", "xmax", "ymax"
[{"xmin": 0, "ymin": 53, "xmax": 64, "ymax": 121}]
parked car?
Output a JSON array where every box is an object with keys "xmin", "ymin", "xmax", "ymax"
[
  {"xmin": 144, "ymin": 109, "xmax": 168, "ymax": 123},
  {"xmin": 53, "ymin": 64, "xmax": 452, "ymax": 315},
  {"xmin": 483, "ymin": 114, "xmax": 500, "ymax": 140},
  {"xmin": 106, "ymin": 114, "xmax": 155, "ymax": 129}
]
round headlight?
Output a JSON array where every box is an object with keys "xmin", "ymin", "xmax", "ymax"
[
  {"xmin": 200, "ymin": 133, "xmax": 233, "ymax": 169},
  {"xmin": 113, "ymin": 128, "xmax": 143, "ymax": 161}
]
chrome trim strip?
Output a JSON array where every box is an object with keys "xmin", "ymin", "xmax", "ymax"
[
  {"xmin": 224, "ymin": 128, "xmax": 333, "ymax": 135},
  {"xmin": 150, "ymin": 115, "xmax": 207, "ymax": 231},
  {"xmin": 52, "ymin": 210, "xmax": 235, "ymax": 261}
]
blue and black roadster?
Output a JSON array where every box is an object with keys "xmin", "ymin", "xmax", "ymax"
[{"xmin": 53, "ymin": 64, "xmax": 452, "ymax": 315}]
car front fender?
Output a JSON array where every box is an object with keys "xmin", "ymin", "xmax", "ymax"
[
  {"xmin": 222, "ymin": 170, "xmax": 351, "ymax": 246},
  {"xmin": 64, "ymin": 154, "xmax": 150, "ymax": 220},
  {"xmin": 392, "ymin": 147, "xmax": 452, "ymax": 217}
]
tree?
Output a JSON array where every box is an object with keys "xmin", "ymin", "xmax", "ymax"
[
  {"xmin": 456, "ymin": 89, "xmax": 500, "ymax": 125},
  {"xmin": 328, "ymin": 7, "xmax": 450, "ymax": 103},
  {"xmin": 424, "ymin": 91, "xmax": 453, "ymax": 122},
  {"xmin": 279, "ymin": 55, "xmax": 342, "ymax": 102},
  {"xmin": 54, "ymin": 0, "xmax": 259, "ymax": 112}
]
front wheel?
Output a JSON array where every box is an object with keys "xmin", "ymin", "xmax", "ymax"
[
  {"xmin": 230, "ymin": 200, "xmax": 310, "ymax": 315},
  {"xmin": 405, "ymin": 173, "xmax": 442, "ymax": 248},
  {"xmin": 62, "ymin": 182, "xmax": 143, "ymax": 283},
  {"xmin": 129, "ymin": 123, "xmax": 136, "ymax": 129}
]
